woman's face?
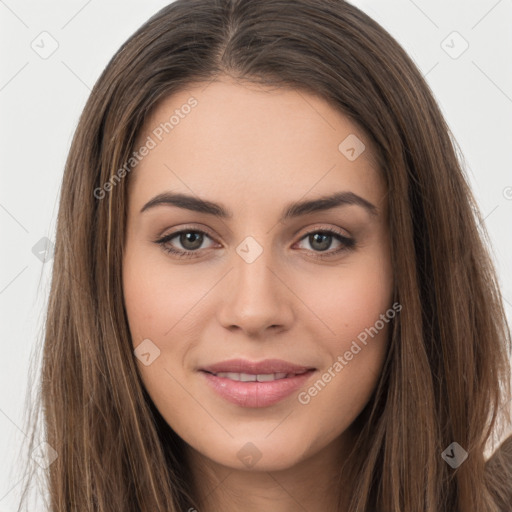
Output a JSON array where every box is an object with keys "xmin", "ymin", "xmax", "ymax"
[{"xmin": 123, "ymin": 79, "xmax": 394, "ymax": 472}]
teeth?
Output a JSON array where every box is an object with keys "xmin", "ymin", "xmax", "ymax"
[
  {"xmin": 215, "ymin": 372, "xmax": 289, "ymax": 382},
  {"xmin": 257, "ymin": 372, "xmax": 287, "ymax": 382}
]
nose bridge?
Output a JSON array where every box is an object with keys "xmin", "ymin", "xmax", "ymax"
[
  {"xmin": 218, "ymin": 235, "xmax": 293, "ymax": 333},
  {"xmin": 233, "ymin": 235, "xmax": 281, "ymax": 303}
]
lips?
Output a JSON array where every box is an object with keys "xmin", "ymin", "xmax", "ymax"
[{"xmin": 199, "ymin": 358, "xmax": 316, "ymax": 408}]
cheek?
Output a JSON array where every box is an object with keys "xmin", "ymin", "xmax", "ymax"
[
  {"xmin": 300, "ymin": 250, "xmax": 393, "ymax": 421},
  {"xmin": 306, "ymin": 251, "xmax": 393, "ymax": 346},
  {"xmin": 122, "ymin": 249, "xmax": 196, "ymax": 411},
  {"xmin": 297, "ymin": 284, "xmax": 393, "ymax": 443},
  {"xmin": 122, "ymin": 248, "xmax": 212, "ymax": 404},
  {"xmin": 122, "ymin": 247, "xmax": 204, "ymax": 342}
]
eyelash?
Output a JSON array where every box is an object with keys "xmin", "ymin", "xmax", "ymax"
[{"xmin": 154, "ymin": 225, "xmax": 356, "ymax": 260}]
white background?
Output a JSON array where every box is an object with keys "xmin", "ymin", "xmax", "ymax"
[{"xmin": 1, "ymin": 0, "xmax": 511, "ymax": 509}]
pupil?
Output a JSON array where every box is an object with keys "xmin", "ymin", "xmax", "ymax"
[
  {"xmin": 181, "ymin": 232, "xmax": 202, "ymax": 250},
  {"xmin": 311, "ymin": 233, "xmax": 331, "ymax": 251}
]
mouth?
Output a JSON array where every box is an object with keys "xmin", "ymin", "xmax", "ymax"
[
  {"xmin": 198, "ymin": 359, "xmax": 316, "ymax": 408},
  {"xmin": 202, "ymin": 370, "xmax": 310, "ymax": 381},
  {"xmin": 200, "ymin": 358, "xmax": 314, "ymax": 375}
]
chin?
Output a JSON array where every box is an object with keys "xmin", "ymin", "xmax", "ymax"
[{"xmin": 187, "ymin": 431, "xmax": 317, "ymax": 473}]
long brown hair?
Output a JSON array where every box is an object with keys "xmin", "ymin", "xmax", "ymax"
[{"xmin": 16, "ymin": 0, "xmax": 512, "ymax": 510}]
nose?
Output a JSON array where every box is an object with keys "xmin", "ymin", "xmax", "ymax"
[{"xmin": 217, "ymin": 246, "xmax": 294, "ymax": 337}]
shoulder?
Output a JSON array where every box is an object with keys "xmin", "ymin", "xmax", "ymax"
[{"xmin": 485, "ymin": 434, "xmax": 512, "ymax": 510}]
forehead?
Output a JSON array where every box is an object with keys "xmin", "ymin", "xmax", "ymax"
[{"xmin": 129, "ymin": 79, "xmax": 385, "ymax": 211}]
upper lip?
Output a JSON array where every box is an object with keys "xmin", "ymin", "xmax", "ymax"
[{"xmin": 200, "ymin": 358, "xmax": 315, "ymax": 375}]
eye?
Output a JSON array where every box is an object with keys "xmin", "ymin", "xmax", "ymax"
[
  {"xmin": 154, "ymin": 227, "xmax": 217, "ymax": 258},
  {"xmin": 294, "ymin": 228, "xmax": 356, "ymax": 259},
  {"xmin": 154, "ymin": 226, "xmax": 356, "ymax": 260}
]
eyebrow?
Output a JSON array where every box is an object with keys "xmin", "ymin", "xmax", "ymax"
[{"xmin": 140, "ymin": 190, "xmax": 378, "ymax": 220}]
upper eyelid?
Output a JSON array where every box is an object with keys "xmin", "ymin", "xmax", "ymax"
[{"xmin": 156, "ymin": 225, "xmax": 217, "ymax": 243}]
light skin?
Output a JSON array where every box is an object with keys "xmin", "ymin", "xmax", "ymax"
[{"xmin": 122, "ymin": 78, "xmax": 393, "ymax": 512}]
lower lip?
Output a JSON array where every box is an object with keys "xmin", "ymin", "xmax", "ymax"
[{"xmin": 200, "ymin": 370, "xmax": 315, "ymax": 408}]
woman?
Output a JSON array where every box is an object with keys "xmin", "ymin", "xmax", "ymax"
[{"xmin": 18, "ymin": 0, "xmax": 512, "ymax": 510}]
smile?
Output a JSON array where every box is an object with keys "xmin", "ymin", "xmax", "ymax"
[
  {"xmin": 199, "ymin": 362, "xmax": 316, "ymax": 408},
  {"xmin": 209, "ymin": 371, "xmax": 308, "ymax": 382}
]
